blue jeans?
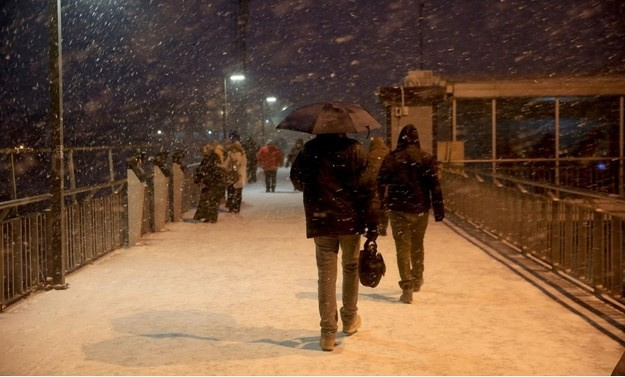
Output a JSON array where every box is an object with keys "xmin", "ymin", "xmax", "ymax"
[
  {"xmin": 389, "ymin": 211, "xmax": 429, "ymax": 285},
  {"xmin": 314, "ymin": 235, "xmax": 361, "ymax": 336}
]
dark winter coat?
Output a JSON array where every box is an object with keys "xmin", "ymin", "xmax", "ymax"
[
  {"xmin": 290, "ymin": 133, "xmax": 379, "ymax": 238},
  {"xmin": 377, "ymin": 125, "xmax": 444, "ymax": 220},
  {"xmin": 194, "ymin": 151, "xmax": 226, "ymax": 193}
]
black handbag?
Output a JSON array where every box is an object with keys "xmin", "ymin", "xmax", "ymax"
[{"xmin": 359, "ymin": 238, "xmax": 386, "ymax": 288}]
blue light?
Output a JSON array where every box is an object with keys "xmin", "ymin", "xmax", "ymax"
[{"xmin": 596, "ymin": 162, "xmax": 607, "ymax": 171}]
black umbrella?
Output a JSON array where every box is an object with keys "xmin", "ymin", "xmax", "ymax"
[{"xmin": 276, "ymin": 102, "xmax": 382, "ymax": 134}]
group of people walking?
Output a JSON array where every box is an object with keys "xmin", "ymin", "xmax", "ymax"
[
  {"xmin": 290, "ymin": 124, "xmax": 444, "ymax": 351},
  {"xmin": 192, "ymin": 124, "xmax": 444, "ymax": 353},
  {"xmin": 193, "ymin": 136, "xmax": 298, "ymax": 222},
  {"xmin": 193, "ymin": 137, "xmax": 248, "ymax": 223}
]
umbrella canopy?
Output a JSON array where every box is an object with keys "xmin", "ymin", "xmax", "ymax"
[{"xmin": 276, "ymin": 102, "xmax": 382, "ymax": 134}]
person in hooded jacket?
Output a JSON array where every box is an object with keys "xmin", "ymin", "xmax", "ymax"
[
  {"xmin": 377, "ymin": 124, "xmax": 444, "ymax": 304},
  {"xmin": 193, "ymin": 144, "xmax": 226, "ymax": 223},
  {"xmin": 290, "ymin": 133, "xmax": 379, "ymax": 352}
]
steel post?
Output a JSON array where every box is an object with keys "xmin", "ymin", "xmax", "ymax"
[{"xmin": 47, "ymin": 0, "xmax": 66, "ymax": 288}]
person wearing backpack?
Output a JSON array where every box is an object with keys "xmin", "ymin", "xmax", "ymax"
[
  {"xmin": 376, "ymin": 124, "xmax": 444, "ymax": 304},
  {"xmin": 224, "ymin": 140, "xmax": 247, "ymax": 213}
]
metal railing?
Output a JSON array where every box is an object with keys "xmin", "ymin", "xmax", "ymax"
[
  {"xmin": 1, "ymin": 212, "xmax": 46, "ymax": 307},
  {"xmin": 7, "ymin": 146, "xmax": 621, "ymax": 308},
  {"xmin": 0, "ymin": 186, "xmax": 127, "ymax": 309},
  {"xmin": 0, "ymin": 145, "xmax": 199, "ymax": 310},
  {"xmin": 440, "ymin": 165, "xmax": 625, "ymax": 303}
]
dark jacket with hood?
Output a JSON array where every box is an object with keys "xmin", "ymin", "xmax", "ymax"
[
  {"xmin": 290, "ymin": 133, "xmax": 379, "ymax": 238},
  {"xmin": 377, "ymin": 125, "xmax": 444, "ymax": 220},
  {"xmin": 194, "ymin": 150, "xmax": 226, "ymax": 193}
]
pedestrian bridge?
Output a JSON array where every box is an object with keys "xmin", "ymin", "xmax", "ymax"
[{"xmin": 0, "ymin": 167, "xmax": 623, "ymax": 375}]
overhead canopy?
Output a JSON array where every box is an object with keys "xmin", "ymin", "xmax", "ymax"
[
  {"xmin": 448, "ymin": 76, "xmax": 625, "ymax": 98},
  {"xmin": 377, "ymin": 75, "xmax": 625, "ymax": 103},
  {"xmin": 376, "ymin": 86, "xmax": 446, "ymax": 105}
]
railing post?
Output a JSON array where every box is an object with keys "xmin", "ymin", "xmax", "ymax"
[
  {"xmin": 562, "ymin": 204, "xmax": 573, "ymax": 272},
  {"xmin": 610, "ymin": 216, "xmax": 623, "ymax": 298},
  {"xmin": 592, "ymin": 210, "xmax": 605, "ymax": 293},
  {"xmin": 67, "ymin": 149, "xmax": 77, "ymax": 204},
  {"xmin": 550, "ymin": 197, "xmax": 561, "ymax": 272},
  {"xmin": 9, "ymin": 153, "xmax": 18, "ymax": 217},
  {"xmin": 120, "ymin": 183, "xmax": 129, "ymax": 247}
]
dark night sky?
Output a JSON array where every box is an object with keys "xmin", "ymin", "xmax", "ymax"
[{"xmin": 1, "ymin": 0, "xmax": 624, "ymax": 148}]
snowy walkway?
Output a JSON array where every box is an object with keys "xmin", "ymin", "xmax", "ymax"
[{"xmin": 1, "ymin": 167, "xmax": 624, "ymax": 375}]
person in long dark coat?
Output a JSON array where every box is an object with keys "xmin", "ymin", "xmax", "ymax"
[
  {"xmin": 290, "ymin": 133, "xmax": 379, "ymax": 352},
  {"xmin": 193, "ymin": 145, "xmax": 226, "ymax": 223},
  {"xmin": 377, "ymin": 124, "xmax": 444, "ymax": 304}
]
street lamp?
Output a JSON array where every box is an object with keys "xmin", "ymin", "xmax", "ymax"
[
  {"xmin": 223, "ymin": 73, "xmax": 245, "ymax": 139},
  {"xmin": 48, "ymin": 0, "xmax": 67, "ymax": 288},
  {"xmin": 261, "ymin": 96, "xmax": 277, "ymax": 139}
]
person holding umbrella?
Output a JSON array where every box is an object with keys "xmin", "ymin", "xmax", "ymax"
[{"xmin": 283, "ymin": 102, "xmax": 381, "ymax": 352}]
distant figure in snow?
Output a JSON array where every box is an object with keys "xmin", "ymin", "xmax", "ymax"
[
  {"xmin": 285, "ymin": 138, "xmax": 305, "ymax": 191},
  {"xmin": 224, "ymin": 140, "xmax": 247, "ymax": 214},
  {"xmin": 257, "ymin": 139, "xmax": 283, "ymax": 193},
  {"xmin": 285, "ymin": 138, "xmax": 304, "ymax": 168},
  {"xmin": 242, "ymin": 137, "xmax": 259, "ymax": 183}
]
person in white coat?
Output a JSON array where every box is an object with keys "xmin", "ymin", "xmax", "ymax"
[{"xmin": 224, "ymin": 140, "xmax": 248, "ymax": 213}]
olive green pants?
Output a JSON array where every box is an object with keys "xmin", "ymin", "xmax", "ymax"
[{"xmin": 389, "ymin": 211, "xmax": 429, "ymax": 285}]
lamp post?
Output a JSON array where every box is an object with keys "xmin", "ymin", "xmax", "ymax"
[
  {"xmin": 48, "ymin": 0, "xmax": 67, "ymax": 288},
  {"xmin": 261, "ymin": 96, "xmax": 277, "ymax": 139},
  {"xmin": 222, "ymin": 73, "xmax": 245, "ymax": 139}
]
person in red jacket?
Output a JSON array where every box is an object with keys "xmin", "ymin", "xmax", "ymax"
[{"xmin": 256, "ymin": 140, "xmax": 284, "ymax": 192}]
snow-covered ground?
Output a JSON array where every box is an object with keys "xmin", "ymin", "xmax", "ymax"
[{"xmin": 0, "ymin": 167, "xmax": 623, "ymax": 375}]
